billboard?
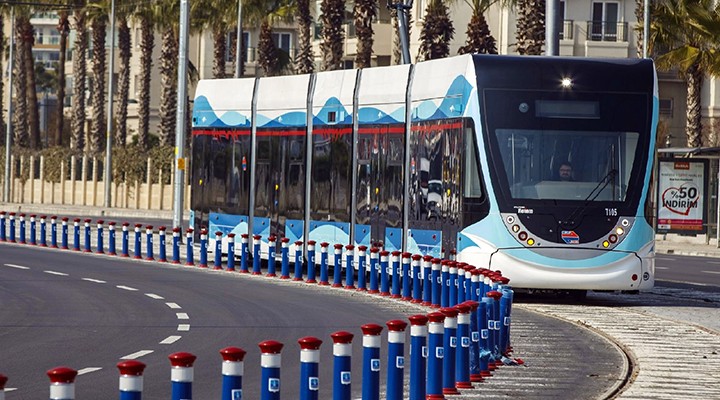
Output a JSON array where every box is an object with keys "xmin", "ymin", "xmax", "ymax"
[{"xmin": 656, "ymin": 159, "xmax": 708, "ymax": 234}]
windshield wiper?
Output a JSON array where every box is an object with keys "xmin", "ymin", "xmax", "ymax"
[{"xmin": 561, "ymin": 169, "xmax": 617, "ymax": 227}]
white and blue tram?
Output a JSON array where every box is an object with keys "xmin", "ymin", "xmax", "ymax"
[{"xmin": 191, "ymin": 54, "xmax": 658, "ymax": 291}]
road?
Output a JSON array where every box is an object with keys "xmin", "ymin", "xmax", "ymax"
[{"xmin": 655, "ymin": 253, "xmax": 720, "ymax": 292}]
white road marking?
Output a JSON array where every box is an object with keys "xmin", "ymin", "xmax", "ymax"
[
  {"xmin": 655, "ymin": 266, "xmax": 669, "ymax": 270},
  {"xmin": 707, "ymin": 261, "xmax": 720, "ymax": 264},
  {"xmin": 77, "ymin": 367, "xmax": 102, "ymax": 375},
  {"xmin": 5, "ymin": 388, "xmax": 17, "ymax": 392},
  {"xmin": 145, "ymin": 293, "xmax": 164, "ymax": 300},
  {"xmin": 702, "ymin": 270, "xmax": 720, "ymax": 275},
  {"xmin": 655, "ymin": 257, "xmax": 676, "ymax": 261},
  {"xmin": 160, "ymin": 335, "xmax": 182, "ymax": 344},
  {"xmin": 82, "ymin": 278, "xmax": 106, "ymax": 284},
  {"xmin": 3, "ymin": 263, "xmax": 29, "ymax": 270},
  {"xmin": 178, "ymin": 324, "xmax": 190, "ymax": 331},
  {"xmin": 44, "ymin": 270, "xmax": 68, "ymax": 276},
  {"xmin": 176, "ymin": 312, "xmax": 189, "ymax": 320},
  {"xmin": 116, "ymin": 285, "xmax": 138, "ymax": 291},
  {"xmin": 166, "ymin": 302, "xmax": 182, "ymax": 309},
  {"xmin": 121, "ymin": 350, "xmax": 154, "ymax": 360}
]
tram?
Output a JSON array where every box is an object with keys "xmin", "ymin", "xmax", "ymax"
[{"xmin": 190, "ymin": 54, "xmax": 657, "ymax": 291}]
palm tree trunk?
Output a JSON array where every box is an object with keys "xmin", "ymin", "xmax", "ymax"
[
  {"xmin": 354, "ymin": 0, "xmax": 376, "ymax": 69},
  {"xmin": 158, "ymin": 27, "xmax": 178, "ymax": 146},
  {"xmin": 71, "ymin": 10, "xmax": 88, "ymax": 152},
  {"xmin": 55, "ymin": 11, "xmax": 70, "ymax": 147},
  {"xmin": 295, "ymin": 0, "xmax": 314, "ymax": 74},
  {"xmin": 320, "ymin": 0, "xmax": 346, "ymax": 71},
  {"xmin": 115, "ymin": 14, "xmax": 131, "ymax": 147},
  {"xmin": 13, "ymin": 16, "xmax": 28, "ymax": 148},
  {"xmin": 90, "ymin": 17, "xmax": 107, "ymax": 155},
  {"xmin": 137, "ymin": 14, "xmax": 153, "ymax": 149},
  {"xmin": 21, "ymin": 17, "xmax": 40, "ymax": 149},
  {"xmin": 0, "ymin": 15, "xmax": 5, "ymax": 136},
  {"xmin": 685, "ymin": 63, "xmax": 703, "ymax": 147},
  {"xmin": 212, "ymin": 25, "xmax": 227, "ymax": 79}
]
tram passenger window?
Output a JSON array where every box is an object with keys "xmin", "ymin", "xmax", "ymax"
[{"xmin": 464, "ymin": 126, "xmax": 483, "ymax": 198}]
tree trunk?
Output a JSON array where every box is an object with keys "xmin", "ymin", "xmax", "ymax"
[
  {"xmin": 137, "ymin": 14, "xmax": 153, "ymax": 149},
  {"xmin": 71, "ymin": 10, "xmax": 88, "ymax": 152},
  {"xmin": 13, "ymin": 16, "xmax": 28, "ymax": 148},
  {"xmin": 158, "ymin": 27, "xmax": 178, "ymax": 146},
  {"xmin": 212, "ymin": 25, "xmax": 227, "ymax": 79},
  {"xmin": 55, "ymin": 11, "xmax": 70, "ymax": 147},
  {"xmin": 115, "ymin": 14, "xmax": 131, "ymax": 147},
  {"xmin": 22, "ymin": 17, "xmax": 40, "ymax": 149},
  {"xmin": 354, "ymin": 0, "xmax": 376, "ymax": 69},
  {"xmin": 685, "ymin": 63, "xmax": 703, "ymax": 148},
  {"xmin": 89, "ymin": 16, "xmax": 107, "ymax": 155},
  {"xmin": 320, "ymin": 0, "xmax": 346, "ymax": 71},
  {"xmin": 295, "ymin": 0, "xmax": 314, "ymax": 74}
]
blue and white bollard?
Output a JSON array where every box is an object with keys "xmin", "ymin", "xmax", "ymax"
[
  {"xmin": 133, "ymin": 224, "xmax": 142, "ymax": 259},
  {"xmin": 319, "ymin": 242, "xmax": 330, "ymax": 285},
  {"xmin": 72, "ymin": 219, "xmax": 81, "ymax": 251},
  {"xmin": 96, "ymin": 220, "xmax": 104, "ymax": 254},
  {"xmin": 170, "ymin": 227, "xmax": 180, "ymax": 263},
  {"xmin": 306, "ymin": 240, "xmax": 317, "ymax": 284},
  {"xmin": 360, "ymin": 324, "xmax": 383, "ymax": 400},
  {"xmin": 214, "ymin": 231, "xmax": 223, "ymax": 270},
  {"xmin": 259, "ymin": 340, "xmax": 283, "ymax": 400},
  {"xmin": 226, "ymin": 233, "xmax": 236, "ymax": 271},
  {"xmin": 145, "ymin": 226, "xmax": 154, "ymax": 261},
  {"xmin": 412, "ymin": 254, "xmax": 423, "ymax": 303},
  {"xmin": 499, "ymin": 278, "xmax": 513, "ymax": 355},
  {"xmin": 83, "ymin": 219, "xmax": 92, "ymax": 252},
  {"xmin": 18, "ymin": 213, "xmax": 26, "ymax": 244},
  {"xmin": 298, "ymin": 337, "xmax": 322, "ymax": 400},
  {"xmin": 8, "ymin": 212, "xmax": 16, "ymax": 243},
  {"xmin": 455, "ymin": 303, "xmax": 473, "ymax": 389},
  {"xmin": 240, "ymin": 234, "xmax": 249, "ymax": 273},
  {"xmin": 409, "ymin": 314, "xmax": 429, "ymax": 400},
  {"xmin": 426, "ymin": 312, "xmax": 445, "ymax": 400},
  {"xmin": 169, "ymin": 352, "xmax": 196, "ymax": 400},
  {"xmin": 185, "ymin": 228, "xmax": 195, "ymax": 266},
  {"xmin": 0, "ymin": 211, "xmax": 6, "ymax": 242},
  {"xmin": 390, "ymin": 251, "xmax": 401, "ymax": 299},
  {"xmin": 117, "ymin": 360, "xmax": 145, "ymax": 400},
  {"xmin": 344, "ymin": 245, "xmax": 355, "ymax": 289},
  {"xmin": 422, "ymin": 256, "xmax": 433, "ymax": 306},
  {"xmin": 401, "ymin": 252, "xmax": 412, "ymax": 300},
  {"xmin": 279, "ymin": 237, "xmax": 289, "ymax": 279},
  {"xmin": 198, "ymin": 229, "xmax": 209, "ymax": 268},
  {"xmin": 50, "ymin": 216, "xmax": 58, "ymax": 248},
  {"xmin": 465, "ymin": 300, "xmax": 482, "ymax": 383},
  {"xmin": 385, "ymin": 320, "xmax": 407, "ymax": 400},
  {"xmin": 456, "ymin": 264, "xmax": 466, "ymax": 304},
  {"xmin": 61, "ymin": 217, "xmax": 69, "ymax": 250},
  {"xmin": 220, "ymin": 347, "xmax": 246, "ymax": 400},
  {"xmin": 479, "ymin": 296, "xmax": 491, "ymax": 378},
  {"xmin": 121, "ymin": 223, "xmax": 130, "ymax": 257},
  {"xmin": 39, "ymin": 215, "xmax": 48, "ymax": 247},
  {"xmin": 356, "ymin": 245, "xmax": 367, "ymax": 291},
  {"xmin": 441, "ymin": 307, "xmax": 459, "ymax": 395},
  {"xmin": 158, "ymin": 226, "xmax": 167, "ymax": 262},
  {"xmin": 294, "ymin": 241, "xmax": 304, "ymax": 281},
  {"xmin": 448, "ymin": 262, "xmax": 458, "ymax": 307},
  {"xmin": 379, "ymin": 250, "xmax": 390, "ymax": 296},
  {"xmin": 331, "ymin": 331, "xmax": 353, "ymax": 400},
  {"xmin": 267, "ymin": 236, "xmax": 278, "ymax": 277},
  {"xmin": 29, "ymin": 215, "xmax": 37, "ymax": 245},
  {"xmin": 368, "ymin": 247, "xmax": 379, "ymax": 293},
  {"xmin": 252, "ymin": 235, "xmax": 262, "ymax": 275},
  {"xmin": 47, "ymin": 366, "xmax": 77, "ymax": 400},
  {"xmin": 332, "ymin": 244, "xmax": 343, "ymax": 288},
  {"xmin": 441, "ymin": 260, "xmax": 450, "ymax": 307},
  {"xmin": 487, "ymin": 289, "xmax": 503, "ymax": 369}
]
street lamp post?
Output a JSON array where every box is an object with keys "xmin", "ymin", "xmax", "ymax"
[{"xmin": 173, "ymin": 0, "xmax": 190, "ymax": 230}]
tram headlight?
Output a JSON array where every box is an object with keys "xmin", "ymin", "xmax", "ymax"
[
  {"xmin": 518, "ymin": 231, "xmax": 528, "ymax": 241},
  {"xmin": 526, "ymin": 238, "xmax": 535, "ymax": 246},
  {"xmin": 602, "ymin": 240, "xmax": 610, "ymax": 248},
  {"xmin": 560, "ymin": 77, "xmax": 573, "ymax": 88},
  {"xmin": 512, "ymin": 225, "xmax": 520, "ymax": 233},
  {"xmin": 616, "ymin": 227, "xmax": 624, "ymax": 235},
  {"xmin": 608, "ymin": 234, "xmax": 618, "ymax": 244}
]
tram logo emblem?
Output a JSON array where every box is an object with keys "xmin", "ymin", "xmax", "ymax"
[{"xmin": 561, "ymin": 230, "xmax": 579, "ymax": 244}]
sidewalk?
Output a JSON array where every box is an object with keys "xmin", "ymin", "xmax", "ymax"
[{"xmin": 655, "ymin": 233, "xmax": 720, "ymax": 258}]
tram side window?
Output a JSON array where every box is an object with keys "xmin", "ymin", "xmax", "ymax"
[
  {"xmin": 464, "ymin": 125, "xmax": 483, "ymax": 199},
  {"xmin": 210, "ymin": 137, "xmax": 228, "ymax": 208}
]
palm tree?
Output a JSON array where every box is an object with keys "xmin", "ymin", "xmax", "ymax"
[
  {"xmin": 417, "ymin": 0, "xmax": 454, "ymax": 61},
  {"xmin": 390, "ymin": 6, "xmax": 412, "ymax": 65},
  {"xmin": 255, "ymin": 0, "xmax": 296, "ymax": 76},
  {"xmin": 12, "ymin": 10, "xmax": 29, "ymax": 149},
  {"xmin": 115, "ymin": 4, "xmax": 132, "ymax": 147},
  {"xmin": 54, "ymin": 10, "xmax": 70, "ymax": 147},
  {"xmin": 650, "ymin": 0, "xmax": 720, "ymax": 147},
  {"xmin": 514, "ymin": 0, "xmax": 545, "ymax": 55},
  {"xmin": 17, "ymin": 10, "xmax": 40, "ymax": 149},
  {"xmin": 295, "ymin": 0, "xmax": 315, "ymax": 74},
  {"xmin": 258, "ymin": 17, "xmax": 279, "ymax": 76},
  {"xmin": 153, "ymin": 0, "xmax": 180, "ymax": 146},
  {"xmin": 0, "ymin": 12, "xmax": 5, "ymax": 136},
  {"xmin": 133, "ymin": 3, "xmax": 153, "ymax": 149},
  {"xmin": 320, "ymin": 0, "xmax": 346, "ymax": 71},
  {"xmin": 87, "ymin": 0, "xmax": 109, "ymax": 155},
  {"xmin": 354, "ymin": 0, "xmax": 376, "ymax": 68},
  {"xmin": 458, "ymin": 0, "xmax": 498, "ymax": 54},
  {"xmin": 71, "ymin": 4, "xmax": 89, "ymax": 152}
]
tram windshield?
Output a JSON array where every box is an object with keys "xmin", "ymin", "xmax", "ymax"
[{"xmin": 494, "ymin": 129, "xmax": 639, "ymax": 202}]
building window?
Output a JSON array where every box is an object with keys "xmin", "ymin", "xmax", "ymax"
[
  {"xmin": 659, "ymin": 98, "xmax": 673, "ymax": 117},
  {"xmin": 272, "ymin": 32, "xmax": 292, "ymax": 54},
  {"xmin": 225, "ymin": 31, "xmax": 250, "ymax": 63},
  {"xmin": 590, "ymin": 1, "xmax": 619, "ymax": 41}
]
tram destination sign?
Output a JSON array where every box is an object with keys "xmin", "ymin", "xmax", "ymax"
[{"xmin": 656, "ymin": 159, "xmax": 708, "ymax": 234}]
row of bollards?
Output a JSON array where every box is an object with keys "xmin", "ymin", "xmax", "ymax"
[{"xmin": 21, "ymin": 301, "xmax": 513, "ymax": 400}]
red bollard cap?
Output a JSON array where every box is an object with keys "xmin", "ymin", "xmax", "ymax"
[
  {"xmin": 487, "ymin": 291, "xmax": 503, "ymax": 300},
  {"xmin": 241, "ymin": 233, "xmax": 249, "ymax": 238},
  {"xmin": 74, "ymin": 218, "xmax": 81, "ymax": 222},
  {"xmin": 253, "ymin": 235, "xmax": 261, "ymax": 240},
  {"xmin": 330, "ymin": 331, "xmax": 354, "ymax": 344},
  {"xmin": 0, "ymin": 374, "xmax": 7, "ymax": 390},
  {"xmin": 295, "ymin": 240, "xmax": 304, "ymax": 246},
  {"xmin": 432, "ymin": 258, "xmax": 442, "ymax": 264},
  {"xmin": 258, "ymin": 340, "xmax": 284, "ymax": 354},
  {"xmin": 84, "ymin": 218, "xmax": 91, "ymax": 223},
  {"xmin": 454, "ymin": 303, "xmax": 470, "ymax": 314},
  {"xmin": 307, "ymin": 240, "xmax": 316, "ymax": 246},
  {"xmin": 380, "ymin": 250, "xmax": 390, "ymax": 257},
  {"xmin": 97, "ymin": 219, "xmax": 104, "ymax": 225},
  {"xmin": 117, "ymin": 360, "xmax": 146, "ymax": 376},
  {"xmin": 215, "ymin": 231, "xmax": 223, "ymax": 237},
  {"xmin": 412, "ymin": 254, "xmax": 422, "ymax": 261},
  {"xmin": 298, "ymin": 336, "xmax": 323, "ymax": 350},
  {"xmin": 391, "ymin": 250, "xmax": 401, "ymax": 256},
  {"xmin": 30, "ymin": 214, "xmax": 37, "ymax": 218},
  {"xmin": 281, "ymin": 237, "xmax": 290, "ymax": 243},
  {"xmin": 320, "ymin": 242, "xmax": 329, "ymax": 247},
  {"xmin": 220, "ymin": 347, "xmax": 247, "ymax": 362},
  {"xmin": 345, "ymin": 244, "xmax": 354, "ymax": 250},
  {"xmin": 168, "ymin": 352, "xmax": 197, "ymax": 367},
  {"xmin": 423, "ymin": 255, "xmax": 433, "ymax": 262},
  {"xmin": 227, "ymin": 233, "xmax": 236, "ymax": 238},
  {"xmin": 334, "ymin": 243, "xmax": 344, "ymax": 250},
  {"xmin": 46, "ymin": 367, "xmax": 78, "ymax": 383},
  {"xmin": 122, "ymin": 222, "xmax": 130, "ymax": 226},
  {"xmin": 200, "ymin": 228, "xmax": 208, "ymax": 235},
  {"xmin": 440, "ymin": 307, "xmax": 459, "ymax": 318},
  {"xmin": 159, "ymin": 226, "xmax": 166, "ymax": 231},
  {"xmin": 8, "ymin": 212, "xmax": 15, "ymax": 216},
  {"xmin": 370, "ymin": 247, "xmax": 379, "ymax": 253},
  {"xmin": 40, "ymin": 215, "xmax": 47, "ymax": 219},
  {"xmin": 427, "ymin": 312, "xmax": 446, "ymax": 324},
  {"xmin": 135, "ymin": 223, "xmax": 142, "ymax": 228},
  {"xmin": 51, "ymin": 215, "xmax": 57, "ymax": 220},
  {"xmin": 401, "ymin": 252, "xmax": 412, "ymax": 258},
  {"xmin": 361, "ymin": 323, "xmax": 383, "ymax": 336},
  {"xmin": 268, "ymin": 235, "xmax": 276, "ymax": 242},
  {"xmin": 358, "ymin": 245, "xmax": 368, "ymax": 251},
  {"xmin": 386, "ymin": 319, "xmax": 408, "ymax": 332},
  {"xmin": 409, "ymin": 314, "xmax": 429, "ymax": 326},
  {"xmin": 19, "ymin": 213, "xmax": 25, "ymax": 217},
  {"xmin": 146, "ymin": 225, "xmax": 153, "ymax": 230},
  {"xmin": 463, "ymin": 300, "xmax": 479, "ymax": 311},
  {"xmin": 499, "ymin": 277, "xmax": 511, "ymax": 285},
  {"xmin": 186, "ymin": 228, "xmax": 194, "ymax": 233}
]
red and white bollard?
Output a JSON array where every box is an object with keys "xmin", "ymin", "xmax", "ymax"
[{"xmin": 47, "ymin": 366, "xmax": 77, "ymax": 400}]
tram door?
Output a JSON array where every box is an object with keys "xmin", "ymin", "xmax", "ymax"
[{"xmin": 357, "ymin": 125, "xmax": 404, "ymax": 249}]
